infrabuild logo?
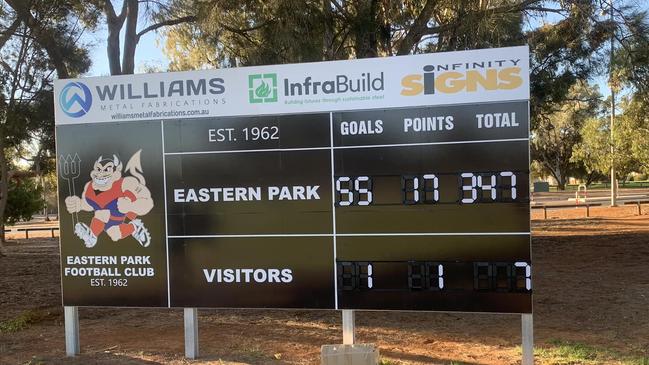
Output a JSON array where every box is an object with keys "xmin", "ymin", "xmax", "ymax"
[
  {"xmin": 59, "ymin": 82, "xmax": 93, "ymax": 117},
  {"xmin": 248, "ymin": 73, "xmax": 278, "ymax": 103}
]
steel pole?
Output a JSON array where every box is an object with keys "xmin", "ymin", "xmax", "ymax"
[
  {"xmin": 610, "ymin": 2, "xmax": 617, "ymax": 207},
  {"xmin": 522, "ymin": 314, "xmax": 534, "ymax": 365},
  {"xmin": 342, "ymin": 310, "xmax": 355, "ymax": 345}
]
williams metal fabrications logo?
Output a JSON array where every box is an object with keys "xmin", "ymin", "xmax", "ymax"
[
  {"xmin": 59, "ymin": 82, "xmax": 93, "ymax": 117},
  {"xmin": 248, "ymin": 73, "xmax": 278, "ymax": 103}
]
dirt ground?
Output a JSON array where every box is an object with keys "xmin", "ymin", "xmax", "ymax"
[{"xmin": 1, "ymin": 205, "xmax": 648, "ymax": 365}]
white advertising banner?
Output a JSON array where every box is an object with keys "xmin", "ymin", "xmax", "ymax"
[{"xmin": 54, "ymin": 46, "xmax": 529, "ymax": 125}]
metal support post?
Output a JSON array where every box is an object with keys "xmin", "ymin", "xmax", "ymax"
[
  {"xmin": 64, "ymin": 306, "xmax": 80, "ymax": 357},
  {"xmin": 609, "ymin": 3, "xmax": 617, "ymax": 208},
  {"xmin": 522, "ymin": 313, "xmax": 534, "ymax": 365},
  {"xmin": 342, "ymin": 309, "xmax": 355, "ymax": 345},
  {"xmin": 184, "ymin": 308, "xmax": 199, "ymax": 359}
]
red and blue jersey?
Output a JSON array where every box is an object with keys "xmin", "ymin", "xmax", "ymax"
[{"xmin": 84, "ymin": 178, "xmax": 137, "ymax": 228}]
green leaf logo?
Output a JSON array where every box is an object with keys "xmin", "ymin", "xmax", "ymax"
[
  {"xmin": 255, "ymin": 80, "xmax": 271, "ymax": 98},
  {"xmin": 248, "ymin": 73, "xmax": 277, "ymax": 103}
]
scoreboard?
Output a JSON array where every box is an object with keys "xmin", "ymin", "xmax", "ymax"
[{"xmin": 55, "ymin": 46, "xmax": 531, "ymax": 313}]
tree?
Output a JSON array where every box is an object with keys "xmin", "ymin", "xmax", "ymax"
[
  {"xmin": 90, "ymin": 0, "xmax": 196, "ymax": 75},
  {"xmin": 5, "ymin": 179, "xmax": 44, "ymax": 227},
  {"xmin": 3, "ymin": 0, "xmax": 95, "ymax": 79},
  {"xmin": 569, "ymin": 0, "xmax": 649, "ymax": 185},
  {"xmin": 607, "ymin": 3, "xmax": 649, "ymax": 101},
  {"xmin": 623, "ymin": 97, "xmax": 649, "ymax": 173},
  {"xmin": 572, "ymin": 97, "xmax": 641, "ymax": 181},
  {"xmin": 15, "ymin": 90, "xmax": 57, "ymax": 221},
  {"xmin": 162, "ymin": 0, "xmax": 539, "ymax": 69},
  {"xmin": 0, "ymin": 1, "xmax": 90, "ymax": 254},
  {"xmin": 163, "ymin": 0, "xmax": 330, "ymax": 69},
  {"xmin": 531, "ymin": 83, "xmax": 601, "ymax": 189}
]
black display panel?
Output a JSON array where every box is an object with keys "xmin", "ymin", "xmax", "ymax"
[{"xmin": 57, "ymin": 101, "xmax": 531, "ymax": 313}]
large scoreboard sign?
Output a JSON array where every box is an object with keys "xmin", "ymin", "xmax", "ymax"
[{"xmin": 55, "ymin": 46, "xmax": 531, "ymax": 313}]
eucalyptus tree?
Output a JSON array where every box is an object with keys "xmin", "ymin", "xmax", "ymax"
[
  {"xmin": 531, "ymin": 83, "xmax": 601, "ymax": 189},
  {"xmin": 84, "ymin": 0, "xmax": 197, "ymax": 75},
  {"xmin": 0, "ymin": 0, "xmax": 90, "ymax": 252}
]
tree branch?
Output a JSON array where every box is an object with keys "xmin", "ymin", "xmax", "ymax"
[
  {"xmin": 4, "ymin": 0, "xmax": 70, "ymax": 78},
  {"xmin": 220, "ymin": 21, "xmax": 270, "ymax": 37},
  {"xmin": 396, "ymin": 0, "xmax": 439, "ymax": 55},
  {"xmin": 0, "ymin": 17, "xmax": 20, "ymax": 51},
  {"xmin": 136, "ymin": 15, "xmax": 197, "ymax": 39}
]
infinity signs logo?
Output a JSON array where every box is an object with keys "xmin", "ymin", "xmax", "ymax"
[{"xmin": 59, "ymin": 82, "xmax": 92, "ymax": 118}]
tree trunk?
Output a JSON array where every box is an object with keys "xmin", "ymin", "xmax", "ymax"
[
  {"xmin": 0, "ymin": 224, "xmax": 5, "ymax": 256},
  {"xmin": 43, "ymin": 178, "xmax": 49, "ymax": 221},
  {"xmin": 352, "ymin": 0, "xmax": 379, "ymax": 58},
  {"xmin": 0, "ymin": 134, "xmax": 8, "ymax": 255},
  {"xmin": 396, "ymin": 0, "xmax": 437, "ymax": 55},
  {"xmin": 36, "ymin": 161, "xmax": 48, "ymax": 221},
  {"xmin": 122, "ymin": 0, "xmax": 139, "ymax": 75},
  {"xmin": 544, "ymin": 159, "xmax": 566, "ymax": 191},
  {"xmin": 105, "ymin": 0, "xmax": 128, "ymax": 75},
  {"xmin": 322, "ymin": 0, "xmax": 334, "ymax": 60},
  {"xmin": 107, "ymin": 17, "xmax": 122, "ymax": 75}
]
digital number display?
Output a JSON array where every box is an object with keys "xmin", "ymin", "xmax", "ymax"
[
  {"xmin": 337, "ymin": 261, "xmax": 532, "ymax": 292},
  {"xmin": 335, "ymin": 171, "xmax": 521, "ymax": 206}
]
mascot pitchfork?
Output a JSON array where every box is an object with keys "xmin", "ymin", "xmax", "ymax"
[{"xmin": 65, "ymin": 149, "xmax": 154, "ymax": 248}]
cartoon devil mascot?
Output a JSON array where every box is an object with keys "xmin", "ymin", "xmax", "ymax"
[{"xmin": 65, "ymin": 150, "xmax": 153, "ymax": 248}]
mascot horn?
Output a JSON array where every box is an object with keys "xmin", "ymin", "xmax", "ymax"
[{"xmin": 125, "ymin": 149, "xmax": 145, "ymax": 185}]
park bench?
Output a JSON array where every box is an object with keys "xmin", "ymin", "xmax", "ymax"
[
  {"xmin": 15, "ymin": 226, "xmax": 59, "ymax": 239},
  {"xmin": 531, "ymin": 202, "xmax": 602, "ymax": 219},
  {"xmin": 623, "ymin": 200, "xmax": 649, "ymax": 215}
]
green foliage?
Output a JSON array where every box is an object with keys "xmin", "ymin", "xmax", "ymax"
[
  {"xmin": 0, "ymin": 313, "xmax": 32, "ymax": 333},
  {"xmin": 424, "ymin": 0, "xmax": 526, "ymax": 53},
  {"xmin": 622, "ymin": 96, "xmax": 649, "ymax": 173},
  {"xmin": 0, "ymin": 309, "xmax": 52, "ymax": 333},
  {"xmin": 527, "ymin": 3, "xmax": 609, "ymax": 130},
  {"xmin": 531, "ymin": 83, "xmax": 601, "ymax": 188},
  {"xmin": 164, "ymin": 0, "xmax": 328, "ymax": 69},
  {"xmin": 5, "ymin": 179, "xmax": 44, "ymax": 225},
  {"xmin": 609, "ymin": 8, "xmax": 649, "ymax": 100},
  {"xmin": 162, "ymin": 0, "xmax": 532, "ymax": 69},
  {"xmin": 534, "ymin": 339, "xmax": 649, "ymax": 365},
  {"xmin": 572, "ymin": 95, "xmax": 647, "ymax": 179},
  {"xmin": 378, "ymin": 359, "xmax": 398, "ymax": 365},
  {"xmin": 42, "ymin": 172, "xmax": 58, "ymax": 213}
]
